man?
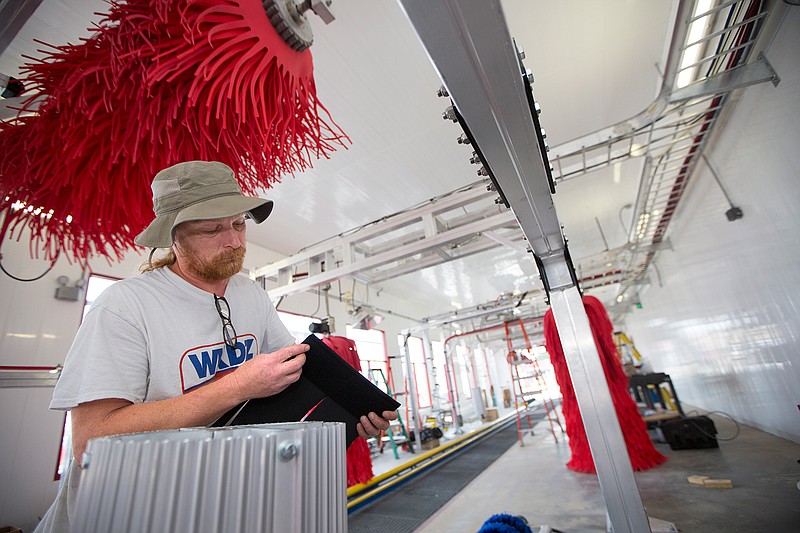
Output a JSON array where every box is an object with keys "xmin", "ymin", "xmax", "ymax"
[{"xmin": 35, "ymin": 161, "xmax": 397, "ymax": 532}]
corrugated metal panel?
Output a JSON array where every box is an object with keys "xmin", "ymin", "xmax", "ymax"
[{"xmin": 73, "ymin": 422, "xmax": 346, "ymax": 533}]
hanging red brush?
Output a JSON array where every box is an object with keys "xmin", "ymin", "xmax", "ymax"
[
  {"xmin": 322, "ymin": 335, "xmax": 375, "ymax": 487},
  {"xmin": 0, "ymin": 0, "xmax": 348, "ymax": 262},
  {"xmin": 543, "ymin": 295, "xmax": 666, "ymax": 474}
]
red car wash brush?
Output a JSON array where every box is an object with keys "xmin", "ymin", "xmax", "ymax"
[
  {"xmin": 322, "ymin": 335, "xmax": 375, "ymax": 486},
  {"xmin": 0, "ymin": 0, "xmax": 348, "ymax": 263},
  {"xmin": 543, "ymin": 295, "xmax": 666, "ymax": 473}
]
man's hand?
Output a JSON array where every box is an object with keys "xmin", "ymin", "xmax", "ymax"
[
  {"xmin": 226, "ymin": 343, "xmax": 309, "ymax": 403},
  {"xmin": 357, "ymin": 410, "xmax": 399, "ymax": 439}
]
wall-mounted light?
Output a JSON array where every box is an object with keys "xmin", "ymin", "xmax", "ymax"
[{"xmin": 55, "ymin": 275, "xmax": 85, "ymax": 302}]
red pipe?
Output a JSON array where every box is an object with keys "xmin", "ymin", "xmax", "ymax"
[
  {"xmin": 439, "ymin": 317, "xmax": 543, "ymax": 430},
  {"xmin": 0, "ymin": 365, "xmax": 61, "ymax": 371},
  {"xmin": 442, "ymin": 316, "xmax": 543, "ymax": 347}
]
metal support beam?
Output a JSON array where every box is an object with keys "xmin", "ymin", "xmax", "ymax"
[
  {"xmin": 421, "ymin": 330, "xmax": 441, "ymax": 411},
  {"xmin": 253, "ymin": 181, "xmax": 494, "ymax": 280},
  {"xmin": 398, "ymin": 1, "xmax": 562, "ymax": 257},
  {"xmin": 482, "ymin": 230, "xmax": 529, "ymax": 255},
  {"xmin": 551, "ymin": 288, "xmax": 651, "ymax": 533},
  {"xmin": 252, "ymin": 178, "xmax": 520, "ymax": 297},
  {"xmin": 398, "ymin": 1, "xmax": 652, "ymax": 531},
  {"xmin": 261, "ymin": 209, "xmax": 516, "ymax": 298},
  {"xmin": 368, "ymin": 230, "xmax": 513, "ymax": 283},
  {"xmin": 398, "ymin": 0, "xmax": 579, "ymax": 297},
  {"xmin": 401, "ymin": 334, "xmax": 423, "ymax": 451},
  {"xmin": 669, "ymin": 54, "xmax": 780, "ymax": 103}
]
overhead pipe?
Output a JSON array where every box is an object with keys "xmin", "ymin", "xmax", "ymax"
[
  {"xmin": 418, "ymin": 269, "xmax": 624, "ymax": 333},
  {"xmin": 0, "ymin": 364, "xmax": 62, "ymax": 388},
  {"xmin": 442, "ymin": 316, "xmax": 544, "ymax": 347},
  {"xmin": 0, "ymin": 365, "xmax": 62, "ymax": 371}
]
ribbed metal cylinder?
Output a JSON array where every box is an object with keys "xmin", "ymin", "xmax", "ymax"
[{"xmin": 72, "ymin": 422, "xmax": 346, "ymax": 533}]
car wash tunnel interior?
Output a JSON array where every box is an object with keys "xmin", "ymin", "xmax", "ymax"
[{"xmin": 1, "ymin": 0, "xmax": 799, "ymax": 532}]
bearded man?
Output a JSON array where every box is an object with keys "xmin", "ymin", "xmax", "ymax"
[{"xmin": 35, "ymin": 161, "xmax": 396, "ymax": 532}]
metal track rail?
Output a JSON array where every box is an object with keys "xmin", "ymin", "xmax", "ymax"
[{"xmin": 396, "ymin": 1, "xmax": 652, "ymax": 530}]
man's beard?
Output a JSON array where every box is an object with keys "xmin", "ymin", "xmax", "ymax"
[{"xmin": 183, "ymin": 246, "xmax": 246, "ymax": 282}]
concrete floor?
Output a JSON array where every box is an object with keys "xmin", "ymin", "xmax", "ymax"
[{"xmin": 414, "ymin": 412, "xmax": 800, "ymax": 532}]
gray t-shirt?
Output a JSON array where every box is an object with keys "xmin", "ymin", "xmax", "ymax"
[
  {"xmin": 51, "ymin": 266, "xmax": 295, "ymax": 409},
  {"xmin": 36, "ymin": 267, "xmax": 295, "ymax": 533}
]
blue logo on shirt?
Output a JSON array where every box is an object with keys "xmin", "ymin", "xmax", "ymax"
[{"xmin": 180, "ymin": 335, "xmax": 257, "ymax": 392}]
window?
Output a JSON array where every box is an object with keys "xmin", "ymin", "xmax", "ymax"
[
  {"xmin": 57, "ymin": 274, "xmax": 120, "ymax": 480},
  {"xmin": 82, "ymin": 274, "xmax": 119, "ymax": 320},
  {"xmin": 398, "ymin": 335, "xmax": 432, "ymax": 409},
  {"xmin": 531, "ymin": 344, "xmax": 561, "ymax": 400},
  {"xmin": 277, "ymin": 311, "xmax": 315, "ymax": 343},
  {"xmin": 345, "ymin": 326, "xmax": 390, "ymax": 392}
]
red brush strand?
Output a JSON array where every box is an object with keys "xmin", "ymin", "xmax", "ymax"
[
  {"xmin": 0, "ymin": 0, "xmax": 349, "ymax": 262},
  {"xmin": 543, "ymin": 295, "xmax": 666, "ymax": 473}
]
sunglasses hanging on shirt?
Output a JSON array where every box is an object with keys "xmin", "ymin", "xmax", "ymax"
[{"xmin": 214, "ymin": 294, "xmax": 238, "ymax": 350}]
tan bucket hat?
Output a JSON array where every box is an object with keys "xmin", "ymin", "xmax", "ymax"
[{"xmin": 134, "ymin": 161, "xmax": 274, "ymax": 248}]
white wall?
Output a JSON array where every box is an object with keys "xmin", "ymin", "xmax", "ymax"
[
  {"xmin": 624, "ymin": 8, "xmax": 800, "ymax": 443},
  {"xmin": 0, "ymin": 235, "xmax": 145, "ymax": 530}
]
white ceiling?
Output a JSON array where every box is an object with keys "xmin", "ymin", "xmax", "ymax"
[
  {"xmin": 261, "ymin": 0, "xmax": 674, "ymax": 253},
  {"xmin": 1, "ymin": 0, "xmax": 678, "ymax": 320}
]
